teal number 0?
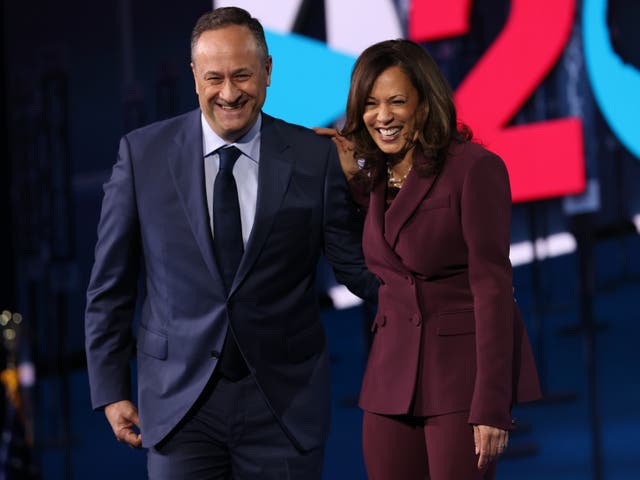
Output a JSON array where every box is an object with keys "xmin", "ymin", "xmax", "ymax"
[{"xmin": 583, "ymin": 0, "xmax": 640, "ymax": 159}]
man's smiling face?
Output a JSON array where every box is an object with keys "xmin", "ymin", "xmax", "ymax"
[{"xmin": 191, "ymin": 25, "xmax": 272, "ymax": 142}]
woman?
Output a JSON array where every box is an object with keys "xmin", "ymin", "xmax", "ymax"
[{"xmin": 315, "ymin": 39, "xmax": 541, "ymax": 479}]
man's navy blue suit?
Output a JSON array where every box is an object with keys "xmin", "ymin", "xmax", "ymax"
[{"xmin": 84, "ymin": 109, "xmax": 378, "ymax": 453}]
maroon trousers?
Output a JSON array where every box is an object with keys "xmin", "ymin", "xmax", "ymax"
[{"xmin": 362, "ymin": 411, "xmax": 498, "ymax": 480}]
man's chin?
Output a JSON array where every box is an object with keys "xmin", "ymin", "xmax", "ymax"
[{"xmin": 217, "ymin": 122, "xmax": 251, "ymax": 143}]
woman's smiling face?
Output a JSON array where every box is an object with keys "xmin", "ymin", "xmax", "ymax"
[{"xmin": 363, "ymin": 66, "xmax": 420, "ymax": 158}]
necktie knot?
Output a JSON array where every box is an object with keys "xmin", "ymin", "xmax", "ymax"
[{"xmin": 218, "ymin": 146, "xmax": 241, "ymax": 171}]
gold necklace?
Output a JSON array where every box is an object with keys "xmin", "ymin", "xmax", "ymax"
[{"xmin": 387, "ymin": 164, "xmax": 412, "ymax": 188}]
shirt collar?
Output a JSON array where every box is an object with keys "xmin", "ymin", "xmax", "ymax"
[{"xmin": 201, "ymin": 113, "xmax": 262, "ymax": 164}]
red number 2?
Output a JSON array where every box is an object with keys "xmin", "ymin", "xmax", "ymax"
[{"xmin": 410, "ymin": 0, "xmax": 585, "ymax": 203}]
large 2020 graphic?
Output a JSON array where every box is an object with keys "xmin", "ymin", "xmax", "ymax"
[{"xmin": 217, "ymin": 0, "xmax": 635, "ymax": 202}]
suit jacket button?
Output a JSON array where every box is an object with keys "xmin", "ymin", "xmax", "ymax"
[
  {"xmin": 411, "ymin": 314, "xmax": 421, "ymax": 326},
  {"xmin": 210, "ymin": 350, "xmax": 220, "ymax": 358},
  {"xmin": 405, "ymin": 276, "xmax": 414, "ymax": 285}
]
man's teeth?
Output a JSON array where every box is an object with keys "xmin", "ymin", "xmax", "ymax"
[
  {"xmin": 221, "ymin": 104, "xmax": 241, "ymax": 110},
  {"xmin": 379, "ymin": 127, "xmax": 400, "ymax": 136}
]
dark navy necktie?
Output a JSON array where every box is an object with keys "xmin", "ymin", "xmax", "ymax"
[
  {"xmin": 213, "ymin": 145, "xmax": 249, "ymax": 380},
  {"xmin": 213, "ymin": 146, "xmax": 244, "ymax": 291}
]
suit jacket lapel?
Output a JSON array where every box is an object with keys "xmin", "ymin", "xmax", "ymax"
[
  {"xmin": 367, "ymin": 179, "xmax": 407, "ymax": 273},
  {"xmin": 230, "ymin": 114, "xmax": 293, "ymax": 295},
  {"xmin": 367, "ymin": 153, "xmax": 440, "ymax": 272},
  {"xmin": 384, "ymin": 161, "xmax": 437, "ymax": 249},
  {"xmin": 166, "ymin": 109, "xmax": 223, "ymax": 285}
]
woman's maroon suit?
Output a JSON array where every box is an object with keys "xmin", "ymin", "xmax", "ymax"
[{"xmin": 357, "ymin": 140, "xmax": 541, "ymax": 478}]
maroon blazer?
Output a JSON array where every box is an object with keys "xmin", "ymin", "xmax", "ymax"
[{"xmin": 357, "ymin": 141, "xmax": 541, "ymax": 430}]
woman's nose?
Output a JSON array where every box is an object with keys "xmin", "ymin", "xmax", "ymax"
[{"xmin": 377, "ymin": 104, "xmax": 393, "ymax": 123}]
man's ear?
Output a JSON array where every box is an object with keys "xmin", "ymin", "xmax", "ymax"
[
  {"xmin": 190, "ymin": 62, "xmax": 198, "ymax": 93},
  {"xmin": 265, "ymin": 56, "xmax": 273, "ymax": 87}
]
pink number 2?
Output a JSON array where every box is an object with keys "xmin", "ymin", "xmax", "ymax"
[{"xmin": 410, "ymin": 0, "xmax": 586, "ymax": 203}]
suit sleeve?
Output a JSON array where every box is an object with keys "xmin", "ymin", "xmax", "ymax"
[
  {"xmin": 461, "ymin": 151, "xmax": 515, "ymax": 430},
  {"xmin": 347, "ymin": 176, "xmax": 371, "ymax": 214},
  {"xmin": 322, "ymin": 143, "xmax": 379, "ymax": 304},
  {"xmin": 84, "ymin": 136, "xmax": 140, "ymax": 410}
]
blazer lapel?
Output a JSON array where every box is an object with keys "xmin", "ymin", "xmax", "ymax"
[
  {"xmin": 166, "ymin": 109, "xmax": 223, "ymax": 285},
  {"xmin": 364, "ymin": 179, "xmax": 405, "ymax": 273},
  {"xmin": 384, "ymin": 164, "xmax": 437, "ymax": 249},
  {"xmin": 230, "ymin": 114, "xmax": 293, "ymax": 295}
]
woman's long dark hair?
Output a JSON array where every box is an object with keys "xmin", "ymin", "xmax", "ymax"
[{"xmin": 341, "ymin": 39, "xmax": 471, "ymax": 189}]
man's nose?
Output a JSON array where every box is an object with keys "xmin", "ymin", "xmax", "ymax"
[{"xmin": 219, "ymin": 79, "xmax": 242, "ymax": 103}]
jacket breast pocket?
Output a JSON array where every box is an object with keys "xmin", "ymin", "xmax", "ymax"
[
  {"xmin": 436, "ymin": 308, "xmax": 475, "ymax": 336},
  {"xmin": 137, "ymin": 323, "xmax": 168, "ymax": 360},
  {"xmin": 417, "ymin": 194, "xmax": 450, "ymax": 212},
  {"xmin": 287, "ymin": 320, "xmax": 326, "ymax": 363}
]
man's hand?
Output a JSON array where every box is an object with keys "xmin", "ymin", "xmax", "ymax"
[
  {"xmin": 105, "ymin": 400, "xmax": 142, "ymax": 448},
  {"xmin": 473, "ymin": 424, "xmax": 508, "ymax": 470}
]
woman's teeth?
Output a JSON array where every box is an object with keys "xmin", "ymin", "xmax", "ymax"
[{"xmin": 379, "ymin": 127, "xmax": 400, "ymax": 136}]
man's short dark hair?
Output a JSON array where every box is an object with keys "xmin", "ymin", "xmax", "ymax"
[{"xmin": 191, "ymin": 7, "xmax": 269, "ymax": 63}]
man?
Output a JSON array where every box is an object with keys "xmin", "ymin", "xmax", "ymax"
[{"xmin": 84, "ymin": 6, "xmax": 377, "ymax": 479}]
